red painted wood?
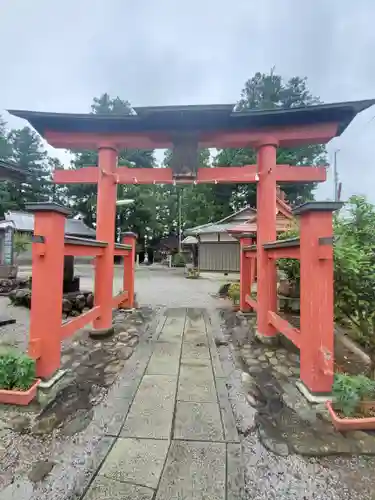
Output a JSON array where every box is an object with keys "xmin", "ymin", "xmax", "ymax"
[
  {"xmin": 240, "ymin": 237, "xmax": 252, "ymax": 312},
  {"xmin": 64, "ymin": 244, "xmax": 105, "ymax": 257},
  {"xmin": 112, "ymin": 290, "xmax": 129, "ymax": 307},
  {"xmin": 265, "ymin": 247, "xmax": 300, "ymax": 259},
  {"xmin": 245, "ymin": 294, "xmax": 257, "ymax": 310},
  {"xmin": 53, "ymin": 164, "xmax": 326, "ymax": 185},
  {"xmin": 93, "ymin": 147, "xmax": 118, "ymax": 330},
  {"xmin": 54, "ymin": 167, "xmax": 98, "ymax": 184},
  {"xmin": 29, "ymin": 210, "xmax": 65, "ymax": 377},
  {"xmin": 299, "ymin": 210, "xmax": 334, "ymax": 393},
  {"xmin": 268, "ymin": 311, "xmax": 301, "ymax": 349},
  {"xmin": 256, "ymin": 143, "xmax": 278, "ymax": 337},
  {"xmin": 122, "ymin": 234, "xmax": 136, "ymax": 308},
  {"xmin": 45, "ymin": 122, "xmax": 338, "ymax": 150},
  {"xmin": 60, "ymin": 306, "xmax": 101, "ymax": 339}
]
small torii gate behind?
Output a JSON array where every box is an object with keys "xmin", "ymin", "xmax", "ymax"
[{"xmin": 9, "ymin": 99, "xmax": 374, "ymax": 399}]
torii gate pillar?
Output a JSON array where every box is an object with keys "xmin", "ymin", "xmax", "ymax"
[
  {"xmin": 93, "ymin": 146, "xmax": 118, "ymax": 331},
  {"xmin": 256, "ymin": 141, "xmax": 278, "ymax": 339}
]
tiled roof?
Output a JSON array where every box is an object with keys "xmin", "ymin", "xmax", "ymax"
[{"xmin": 3, "ymin": 211, "xmax": 96, "ymax": 237}]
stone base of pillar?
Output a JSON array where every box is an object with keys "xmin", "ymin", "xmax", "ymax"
[
  {"xmin": 37, "ymin": 369, "xmax": 68, "ymax": 407},
  {"xmin": 255, "ymin": 329, "xmax": 279, "ymax": 346},
  {"xmin": 88, "ymin": 326, "xmax": 115, "ymax": 339},
  {"xmin": 296, "ymin": 380, "xmax": 332, "ymax": 403}
]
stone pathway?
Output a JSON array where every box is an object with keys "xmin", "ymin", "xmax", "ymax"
[{"xmin": 82, "ymin": 307, "xmax": 242, "ymax": 500}]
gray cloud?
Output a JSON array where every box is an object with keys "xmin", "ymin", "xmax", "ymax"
[{"xmin": 1, "ymin": 0, "xmax": 375, "ymax": 201}]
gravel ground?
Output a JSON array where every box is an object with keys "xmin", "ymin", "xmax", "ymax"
[
  {"xmin": 213, "ymin": 312, "xmax": 375, "ymax": 500},
  {"xmin": 1, "ymin": 265, "xmax": 375, "ymax": 499}
]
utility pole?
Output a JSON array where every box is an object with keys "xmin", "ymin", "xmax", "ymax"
[{"xmin": 333, "ymin": 149, "xmax": 340, "ymax": 201}]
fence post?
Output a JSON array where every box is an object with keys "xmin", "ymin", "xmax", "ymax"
[
  {"xmin": 27, "ymin": 203, "xmax": 68, "ymax": 379},
  {"xmin": 294, "ymin": 201, "xmax": 343, "ymax": 397},
  {"xmin": 240, "ymin": 236, "xmax": 252, "ymax": 312},
  {"xmin": 122, "ymin": 232, "xmax": 137, "ymax": 309}
]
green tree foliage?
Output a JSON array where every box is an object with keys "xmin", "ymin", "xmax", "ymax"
[
  {"xmin": 216, "ymin": 69, "xmax": 327, "ymax": 208},
  {"xmin": 0, "ymin": 122, "xmax": 53, "ymax": 216},
  {"xmin": 278, "ymin": 196, "xmax": 375, "ymax": 372},
  {"xmin": 65, "ymin": 93, "xmax": 155, "ymax": 234},
  {"xmin": 334, "ymin": 196, "xmax": 375, "ymax": 347}
]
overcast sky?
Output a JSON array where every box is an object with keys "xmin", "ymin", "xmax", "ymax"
[{"xmin": 1, "ymin": 0, "xmax": 375, "ymax": 202}]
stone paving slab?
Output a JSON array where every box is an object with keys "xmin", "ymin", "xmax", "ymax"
[
  {"xmin": 227, "ymin": 443, "xmax": 244, "ymax": 499},
  {"xmin": 121, "ymin": 375, "xmax": 177, "ymax": 438},
  {"xmin": 104, "ymin": 397, "xmax": 133, "ymax": 436},
  {"xmin": 84, "ymin": 475, "xmax": 155, "ymax": 500},
  {"xmin": 181, "ymin": 342, "xmax": 210, "ymax": 359},
  {"xmin": 100, "ymin": 437, "xmax": 169, "ymax": 489},
  {"xmin": 178, "ymin": 365, "xmax": 217, "ymax": 402},
  {"xmin": 83, "ymin": 308, "xmax": 242, "ymax": 500},
  {"xmin": 174, "ymin": 401, "xmax": 224, "ymax": 441},
  {"xmin": 146, "ymin": 344, "xmax": 181, "ymax": 375},
  {"xmin": 155, "ymin": 440, "xmax": 226, "ymax": 500}
]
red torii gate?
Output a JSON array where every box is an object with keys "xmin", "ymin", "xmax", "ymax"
[{"xmin": 9, "ymin": 99, "xmax": 374, "ymax": 398}]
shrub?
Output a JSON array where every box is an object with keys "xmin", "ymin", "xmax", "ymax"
[
  {"xmin": 332, "ymin": 373, "xmax": 375, "ymax": 417},
  {"xmin": 0, "ymin": 352, "xmax": 36, "ymax": 391},
  {"xmin": 13, "ymin": 232, "xmax": 31, "ymax": 257},
  {"xmin": 172, "ymin": 253, "xmax": 186, "ymax": 268},
  {"xmin": 277, "ymin": 222, "xmax": 300, "ymax": 291},
  {"xmin": 228, "ymin": 282, "xmax": 240, "ymax": 304}
]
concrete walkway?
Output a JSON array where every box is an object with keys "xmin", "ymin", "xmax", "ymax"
[{"xmin": 83, "ymin": 308, "xmax": 241, "ymax": 500}]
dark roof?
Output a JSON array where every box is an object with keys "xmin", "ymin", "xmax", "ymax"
[
  {"xmin": 3, "ymin": 211, "xmax": 96, "ymax": 237},
  {"xmin": 8, "ymin": 99, "xmax": 375, "ymax": 138},
  {"xmin": 0, "ymin": 160, "xmax": 28, "ymax": 181}
]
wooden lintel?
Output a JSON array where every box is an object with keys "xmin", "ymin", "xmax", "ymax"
[
  {"xmin": 266, "ymin": 247, "xmax": 300, "ymax": 260},
  {"xmin": 53, "ymin": 164, "xmax": 326, "ymax": 186},
  {"xmin": 44, "ymin": 122, "xmax": 338, "ymax": 151},
  {"xmin": 64, "ymin": 244, "xmax": 105, "ymax": 258},
  {"xmin": 54, "ymin": 167, "xmax": 98, "ymax": 184}
]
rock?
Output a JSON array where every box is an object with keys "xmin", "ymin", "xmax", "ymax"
[
  {"xmin": 10, "ymin": 415, "xmax": 31, "ymax": 433},
  {"xmin": 0, "ymin": 444, "xmax": 7, "ymax": 460},
  {"xmin": 246, "ymin": 393, "xmax": 258, "ymax": 407},
  {"xmin": 104, "ymin": 360, "xmax": 123, "ymax": 373},
  {"xmin": 346, "ymin": 431, "xmax": 375, "ymax": 454},
  {"xmin": 116, "ymin": 346, "xmax": 134, "ymax": 360},
  {"xmin": 62, "ymin": 408, "xmax": 94, "ymax": 436},
  {"xmin": 273, "ymin": 365, "xmax": 291, "ymax": 377},
  {"xmin": 258, "ymin": 355, "xmax": 267, "ymax": 362},
  {"xmin": 86, "ymin": 293, "xmax": 94, "ymax": 308},
  {"xmin": 117, "ymin": 331, "xmax": 131, "ymax": 342},
  {"xmin": 8, "ymin": 289, "xmax": 17, "ymax": 302},
  {"xmin": 128, "ymin": 336, "xmax": 139, "ymax": 348},
  {"xmin": 15, "ymin": 288, "xmax": 30, "ymax": 306},
  {"xmin": 269, "ymin": 357, "xmax": 278, "ymax": 366},
  {"xmin": 75, "ymin": 294, "xmax": 86, "ymax": 311},
  {"xmin": 214, "ymin": 338, "xmax": 228, "ymax": 347},
  {"xmin": 28, "ymin": 460, "xmax": 55, "ymax": 482},
  {"xmin": 258, "ymin": 427, "xmax": 290, "ymax": 456},
  {"xmin": 70, "ymin": 310, "xmax": 81, "ymax": 317},
  {"xmin": 315, "ymin": 403, "xmax": 332, "ymax": 423},
  {"xmin": 62, "ymin": 298, "xmax": 73, "ymax": 313},
  {"xmin": 31, "ymin": 415, "xmax": 59, "ymax": 435},
  {"xmin": 82, "ymin": 307, "xmax": 90, "ymax": 314},
  {"xmin": 264, "ymin": 351, "xmax": 274, "ymax": 358},
  {"xmin": 290, "ymin": 432, "xmax": 353, "ymax": 455}
]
